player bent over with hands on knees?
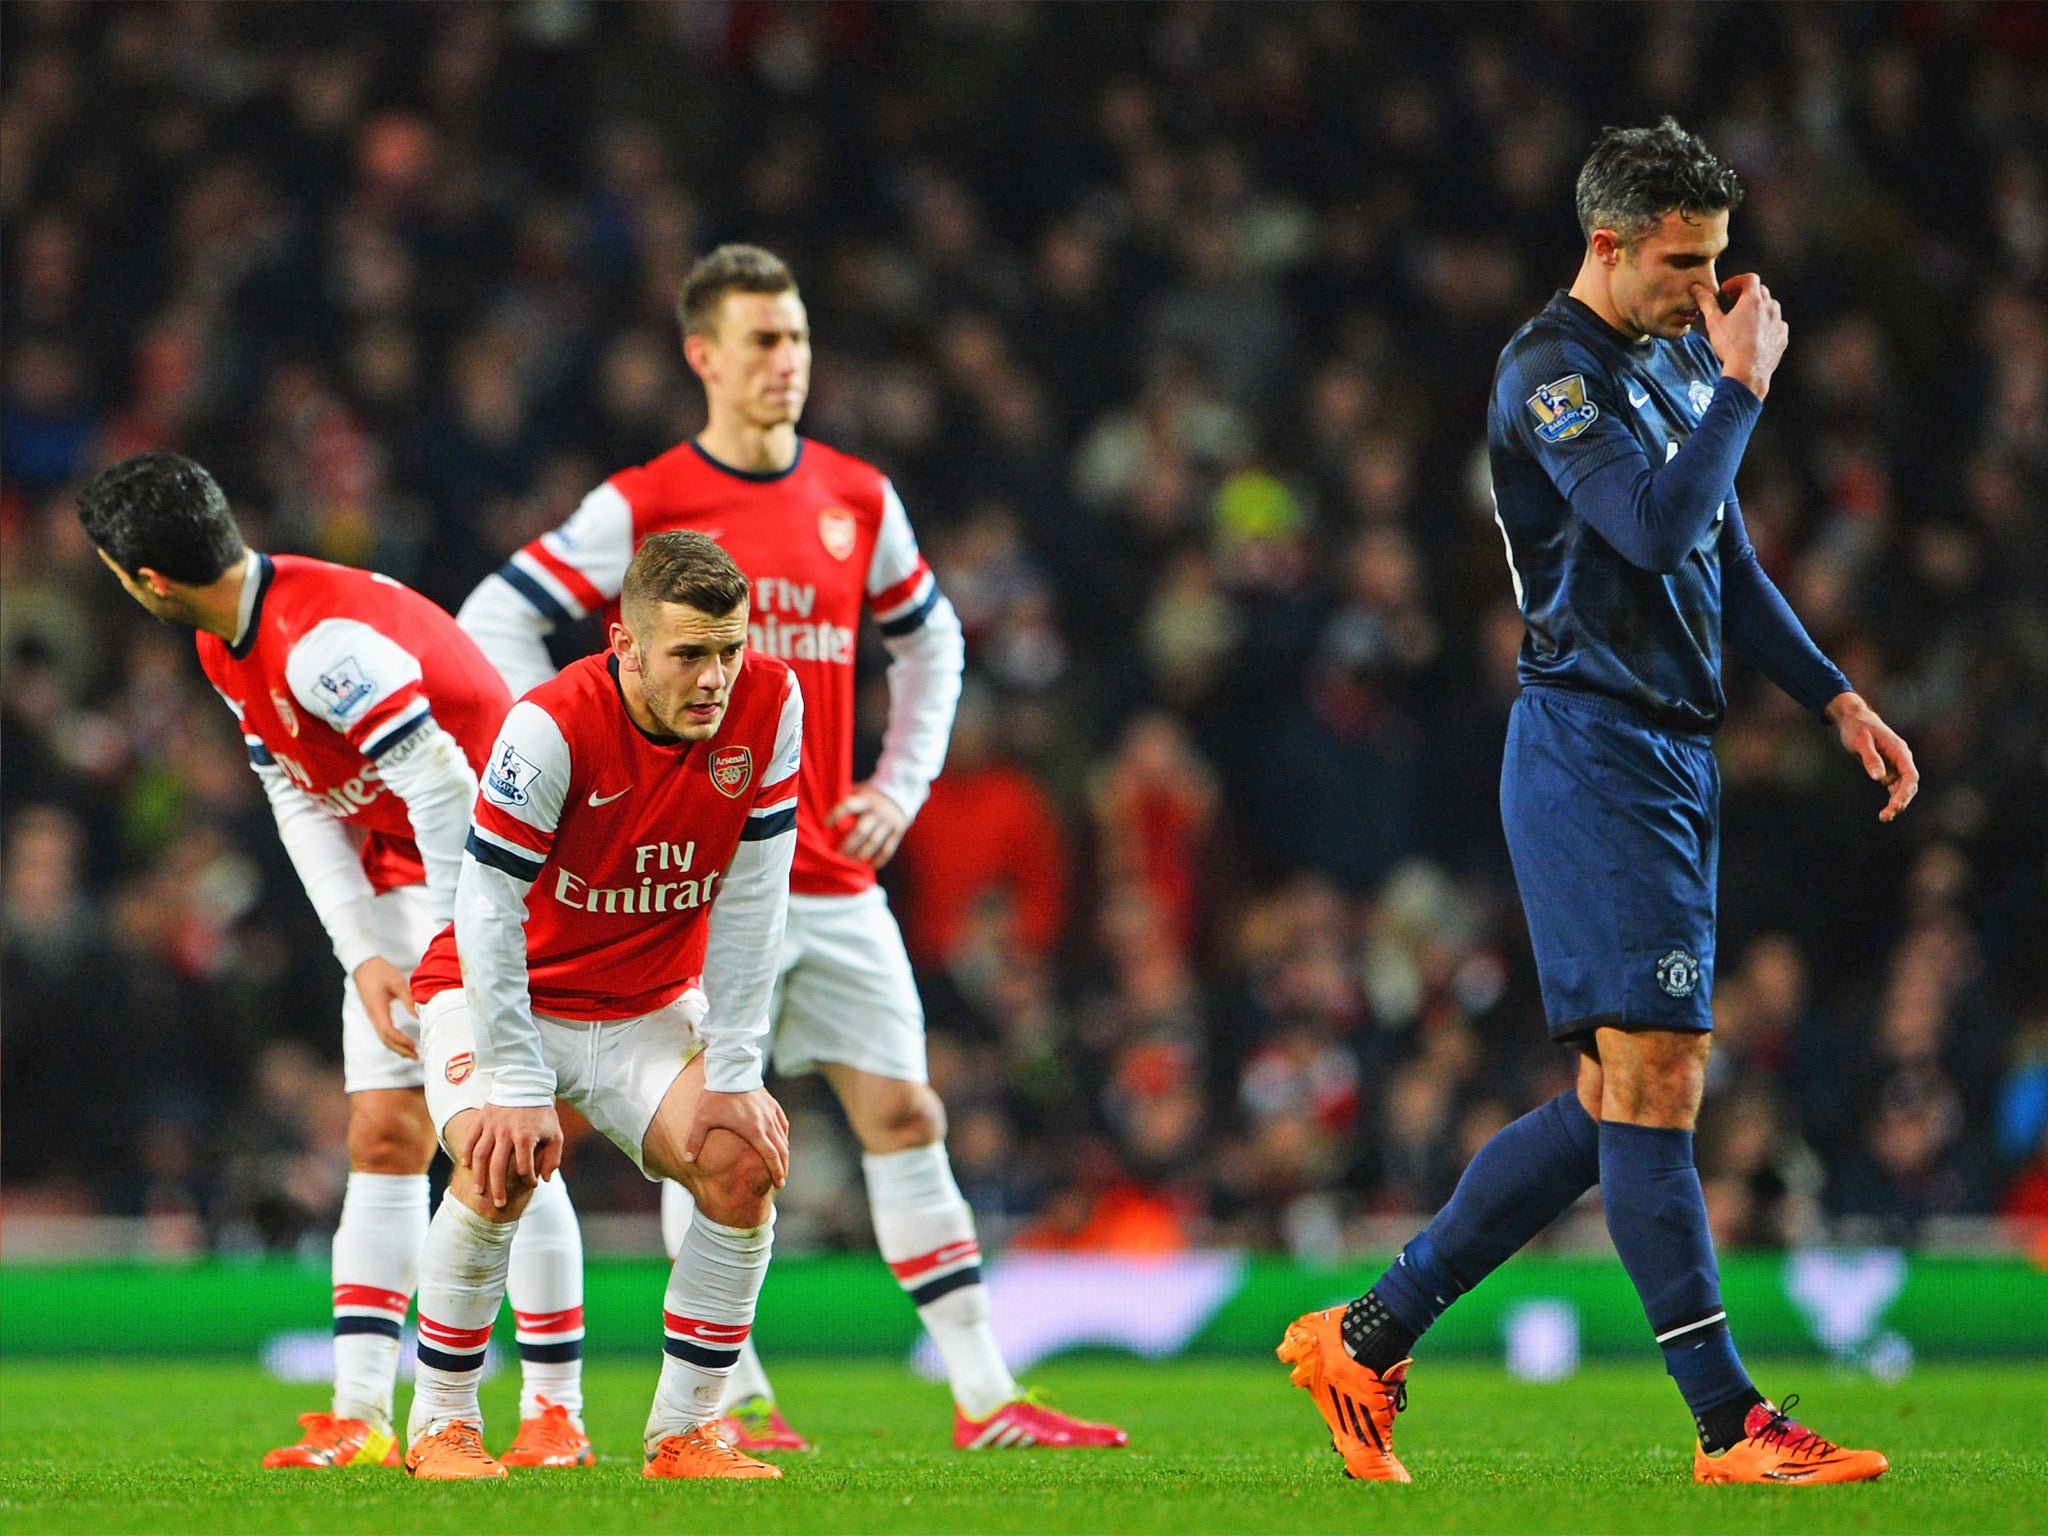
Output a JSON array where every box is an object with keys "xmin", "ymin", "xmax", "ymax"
[
  {"xmin": 458, "ymin": 243, "xmax": 1125, "ymax": 1452},
  {"xmin": 403, "ymin": 532, "xmax": 802, "ymax": 1480},
  {"xmin": 76, "ymin": 453, "xmax": 593, "ymax": 1471},
  {"xmin": 1280, "ymin": 120, "xmax": 1912, "ymax": 1486}
]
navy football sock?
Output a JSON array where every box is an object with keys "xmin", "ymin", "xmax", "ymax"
[
  {"xmin": 1598, "ymin": 1120, "xmax": 1759, "ymax": 1440},
  {"xmin": 1358, "ymin": 1091, "xmax": 1601, "ymax": 1370}
]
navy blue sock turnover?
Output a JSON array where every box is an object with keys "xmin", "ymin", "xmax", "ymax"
[
  {"xmin": 1598, "ymin": 1119, "xmax": 1760, "ymax": 1445},
  {"xmin": 1353, "ymin": 1091, "xmax": 1601, "ymax": 1372}
]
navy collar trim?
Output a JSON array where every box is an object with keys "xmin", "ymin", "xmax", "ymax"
[
  {"xmin": 690, "ymin": 437, "xmax": 804, "ymax": 483},
  {"xmin": 227, "ymin": 553, "xmax": 274, "ymax": 660}
]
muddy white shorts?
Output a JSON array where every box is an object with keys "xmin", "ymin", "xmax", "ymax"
[
  {"xmin": 419, "ymin": 986, "xmax": 706, "ymax": 1178},
  {"xmin": 768, "ymin": 888, "xmax": 928, "ymax": 1085},
  {"xmin": 341, "ymin": 884, "xmax": 441, "ymax": 1095}
]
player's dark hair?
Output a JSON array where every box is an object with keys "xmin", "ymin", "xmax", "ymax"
[
  {"xmin": 622, "ymin": 531, "xmax": 750, "ymax": 625},
  {"xmin": 676, "ymin": 243, "xmax": 798, "ymax": 337},
  {"xmin": 1575, "ymin": 117, "xmax": 1743, "ymax": 243},
  {"xmin": 75, "ymin": 452, "xmax": 245, "ymax": 584}
]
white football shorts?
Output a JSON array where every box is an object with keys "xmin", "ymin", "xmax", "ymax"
[
  {"xmin": 768, "ymin": 887, "xmax": 929, "ymax": 1085},
  {"xmin": 419, "ymin": 986, "xmax": 706, "ymax": 1179},
  {"xmin": 340, "ymin": 883, "xmax": 440, "ymax": 1095}
]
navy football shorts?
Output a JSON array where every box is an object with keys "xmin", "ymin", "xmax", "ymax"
[{"xmin": 1501, "ymin": 685, "xmax": 1717, "ymax": 1044}]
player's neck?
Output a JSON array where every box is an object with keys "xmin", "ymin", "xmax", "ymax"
[
  {"xmin": 1567, "ymin": 257, "xmax": 1645, "ymax": 342},
  {"xmin": 695, "ymin": 416, "xmax": 798, "ymax": 476},
  {"xmin": 191, "ymin": 552, "xmax": 257, "ymax": 642},
  {"xmin": 612, "ymin": 659, "xmax": 679, "ymax": 743}
]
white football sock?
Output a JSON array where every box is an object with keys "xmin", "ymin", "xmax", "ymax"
[
  {"xmin": 330, "ymin": 1171, "xmax": 427, "ymax": 1433},
  {"xmin": 508, "ymin": 1172, "xmax": 584, "ymax": 1423},
  {"xmin": 662, "ymin": 1179, "xmax": 777, "ymax": 1410},
  {"xmin": 865, "ymin": 1144, "xmax": 1019, "ymax": 1418},
  {"xmin": 408, "ymin": 1197, "xmax": 515, "ymax": 1442},
  {"xmin": 647, "ymin": 1209, "xmax": 773, "ymax": 1448}
]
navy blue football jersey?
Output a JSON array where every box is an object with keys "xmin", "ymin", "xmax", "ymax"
[{"xmin": 1488, "ymin": 292, "xmax": 1750, "ymax": 732}]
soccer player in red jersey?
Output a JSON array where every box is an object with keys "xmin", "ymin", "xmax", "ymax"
[
  {"xmin": 77, "ymin": 453, "xmax": 592, "ymax": 1470},
  {"xmin": 459, "ymin": 246, "xmax": 1126, "ymax": 1451},
  {"xmin": 403, "ymin": 533, "xmax": 801, "ymax": 1480}
]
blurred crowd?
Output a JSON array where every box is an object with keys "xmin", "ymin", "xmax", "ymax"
[{"xmin": 6, "ymin": 1, "xmax": 2047, "ymax": 1257}]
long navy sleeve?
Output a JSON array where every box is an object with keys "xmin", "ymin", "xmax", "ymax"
[
  {"xmin": 1719, "ymin": 496, "xmax": 1851, "ymax": 714},
  {"xmin": 1559, "ymin": 375, "xmax": 1764, "ymax": 573}
]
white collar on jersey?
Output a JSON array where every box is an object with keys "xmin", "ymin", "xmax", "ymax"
[{"xmin": 227, "ymin": 552, "xmax": 273, "ymax": 656}]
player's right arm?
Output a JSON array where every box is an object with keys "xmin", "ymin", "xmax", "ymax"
[
  {"xmin": 450, "ymin": 700, "xmax": 574, "ymax": 1204},
  {"xmin": 456, "ymin": 481, "xmax": 637, "ymax": 696},
  {"xmin": 224, "ymin": 690, "xmax": 412, "ymax": 1055},
  {"xmin": 1506, "ymin": 336, "xmax": 1764, "ymax": 574}
]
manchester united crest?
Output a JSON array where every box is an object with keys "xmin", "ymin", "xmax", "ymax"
[
  {"xmin": 819, "ymin": 506, "xmax": 857, "ymax": 561},
  {"xmin": 709, "ymin": 746, "xmax": 753, "ymax": 797},
  {"xmin": 270, "ymin": 688, "xmax": 299, "ymax": 736}
]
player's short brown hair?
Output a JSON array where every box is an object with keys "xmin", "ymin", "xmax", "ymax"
[
  {"xmin": 621, "ymin": 531, "xmax": 750, "ymax": 626},
  {"xmin": 1575, "ymin": 117, "xmax": 1742, "ymax": 243},
  {"xmin": 676, "ymin": 244, "xmax": 798, "ymax": 338}
]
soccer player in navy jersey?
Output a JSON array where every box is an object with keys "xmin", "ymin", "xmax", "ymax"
[{"xmin": 1280, "ymin": 120, "xmax": 1915, "ymax": 1485}]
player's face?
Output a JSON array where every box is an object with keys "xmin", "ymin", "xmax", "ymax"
[
  {"xmin": 1611, "ymin": 209, "xmax": 1729, "ymax": 340},
  {"xmin": 614, "ymin": 600, "xmax": 751, "ymax": 742},
  {"xmin": 696, "ymin": 291, "xmax": 811, "ymax": 430}
]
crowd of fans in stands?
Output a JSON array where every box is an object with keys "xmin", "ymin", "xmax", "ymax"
[{"xmin": 6, "ymin": 1, "xmax": 2047, "ymax": 1255}]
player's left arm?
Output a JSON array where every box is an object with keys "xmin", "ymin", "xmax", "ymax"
[
  {"xmin": 1720, "ymin": 499, "xmax": 1919, "ymax": 821},
  {"xmin": 838, "ymin": 479, "xmax": 965, "ymax": 865},
  {"xmin": 694, "ymin": 675, "xmax": 802, "ymax": 1184},
  {"xmin": 286, "ymin": 618, "xmax": 479, "ymax": 925}
]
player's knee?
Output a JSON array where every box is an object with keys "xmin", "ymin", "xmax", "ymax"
[
  {"xmin": 691, "ymin": 1130, "xmax": 774, "ymax": 1226},
  {"xmin": 347, "ymin": 1097, "xmax": 435, "ymax": 1173},
  {"xmin": 870, "ymin": 1085, "xmax": 946, "ymax": 1152}
]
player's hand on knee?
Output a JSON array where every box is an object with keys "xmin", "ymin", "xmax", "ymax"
[
  {"xmin": 830, "ymin": 783, "xmax": 910, "ymax": 867},
  {"xmin": 1826, "ymin": 691, "xmax": 1920, "ymax": 822},
  {"xmin": 1694, "ymin": 273, "xmax": 1787, "ymax": 399},
  {"xmin": 683, "ymin": 1087, "xmax": 790, "ymax": 1188},
  {"xmin": 354, "ymin": 958, "xmax": 419, "ymax": 1060},
  {"xmin": 459, "ymin": 1102, "xmax": 563, "ymax": 1209}
]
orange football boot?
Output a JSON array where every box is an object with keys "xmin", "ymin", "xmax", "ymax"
[
  {"xmin": 405, "ymin": 1421, "xmax": 508, "ymax": 1480},
  {"xmin": 643, "ymin": 1423, "xmax": 783, "ymax": 1479},
  {"xmin": 1277, "ymin": 1306, "xmax": 1412, "ymax": 1482},
  {"xmin": 1694, "ymin": 1396, "xmax": 1889, "ymax": 1485},
  {"xmin": 499, "ymin": 1397, "xmax": 595, "ymax": 1467},
  {"xmin": 261, "ymin": 1412, "xmax": 399, "ymax": 1469}
]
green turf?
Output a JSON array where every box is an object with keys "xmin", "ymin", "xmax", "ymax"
[{"xmin": 0, "ymin": 1357, "xmax": 2041, "ymax": 1534}]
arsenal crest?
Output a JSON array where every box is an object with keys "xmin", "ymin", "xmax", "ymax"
[
  {"xmin": 819, "ymin": 506, "xmax": 857, "ymax": 561},
  {"xmin": 445, "ymin": 1051, "xmax": 475, "ymax": 1085},
  {"xmin": 270, "ymin": 688, "xmax": 299, "ymax": 736},
  {"xmin": 709, "ymin": 746, "xmax": 753, "ymax": 798}
]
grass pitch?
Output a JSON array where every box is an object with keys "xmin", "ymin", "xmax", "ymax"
[{"xmin": 0, "ymin": 1356, "xmax": 2041, "ymax": 1534}]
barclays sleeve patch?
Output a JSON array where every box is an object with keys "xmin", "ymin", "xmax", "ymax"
[
  {"xmin": 1527, "ymin": 374, "xmax": 1600, "ymax": 444},
  {"xmin": 314, "ymin": 656, "xmax": 378, "ymax": 718},
  {"xmin": 484, "ymin": 741, "xmax": 544, "ymax": 807}
]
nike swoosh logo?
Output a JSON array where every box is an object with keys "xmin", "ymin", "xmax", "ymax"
[
  {"xmin": 587, "ymin": 787, "xmax": 631, "ymax": 807},
  {"xmin": 1627, "ymin": 384, "xmax": 1650, "ymax": 407}
]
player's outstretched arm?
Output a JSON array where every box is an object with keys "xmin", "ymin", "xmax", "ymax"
[
  {"xmin": 1824, "ymin": 691, "xmax": 1919, "ymax": 823},
  {"xmin": 696, "ymin": 679, "xmax": 801, "ymax": 1181},
  {"xmin": 458, "ymin": 481, "xmax": 638, "ymax": 697},
  {"xmin": 244, "ymin": 741, "xmax": 420, "ymax": 1057},
  {"xmin": 455, "ymin": 703, "xmax": 571, "ymax": 1203}
]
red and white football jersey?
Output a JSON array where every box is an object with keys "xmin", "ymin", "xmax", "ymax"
[
  {"xmin": 411, "ymin": 649, "xmax": 802, "ymax": 1023},
  {"xmin": 198, "ymin": 553, "xmax": 512, "ymax": 892},
  {"xmin": 469, "ymin": 438, "xmax": 948, "ymax": 897}
]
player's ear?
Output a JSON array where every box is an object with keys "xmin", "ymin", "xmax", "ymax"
[
  {"xmin": 608, "ymin": 619, "xmax": 641, "ymax": 673},
  {"xmin": 681, "ymin": 329, "xmax": 714, "ymax": 381}
]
